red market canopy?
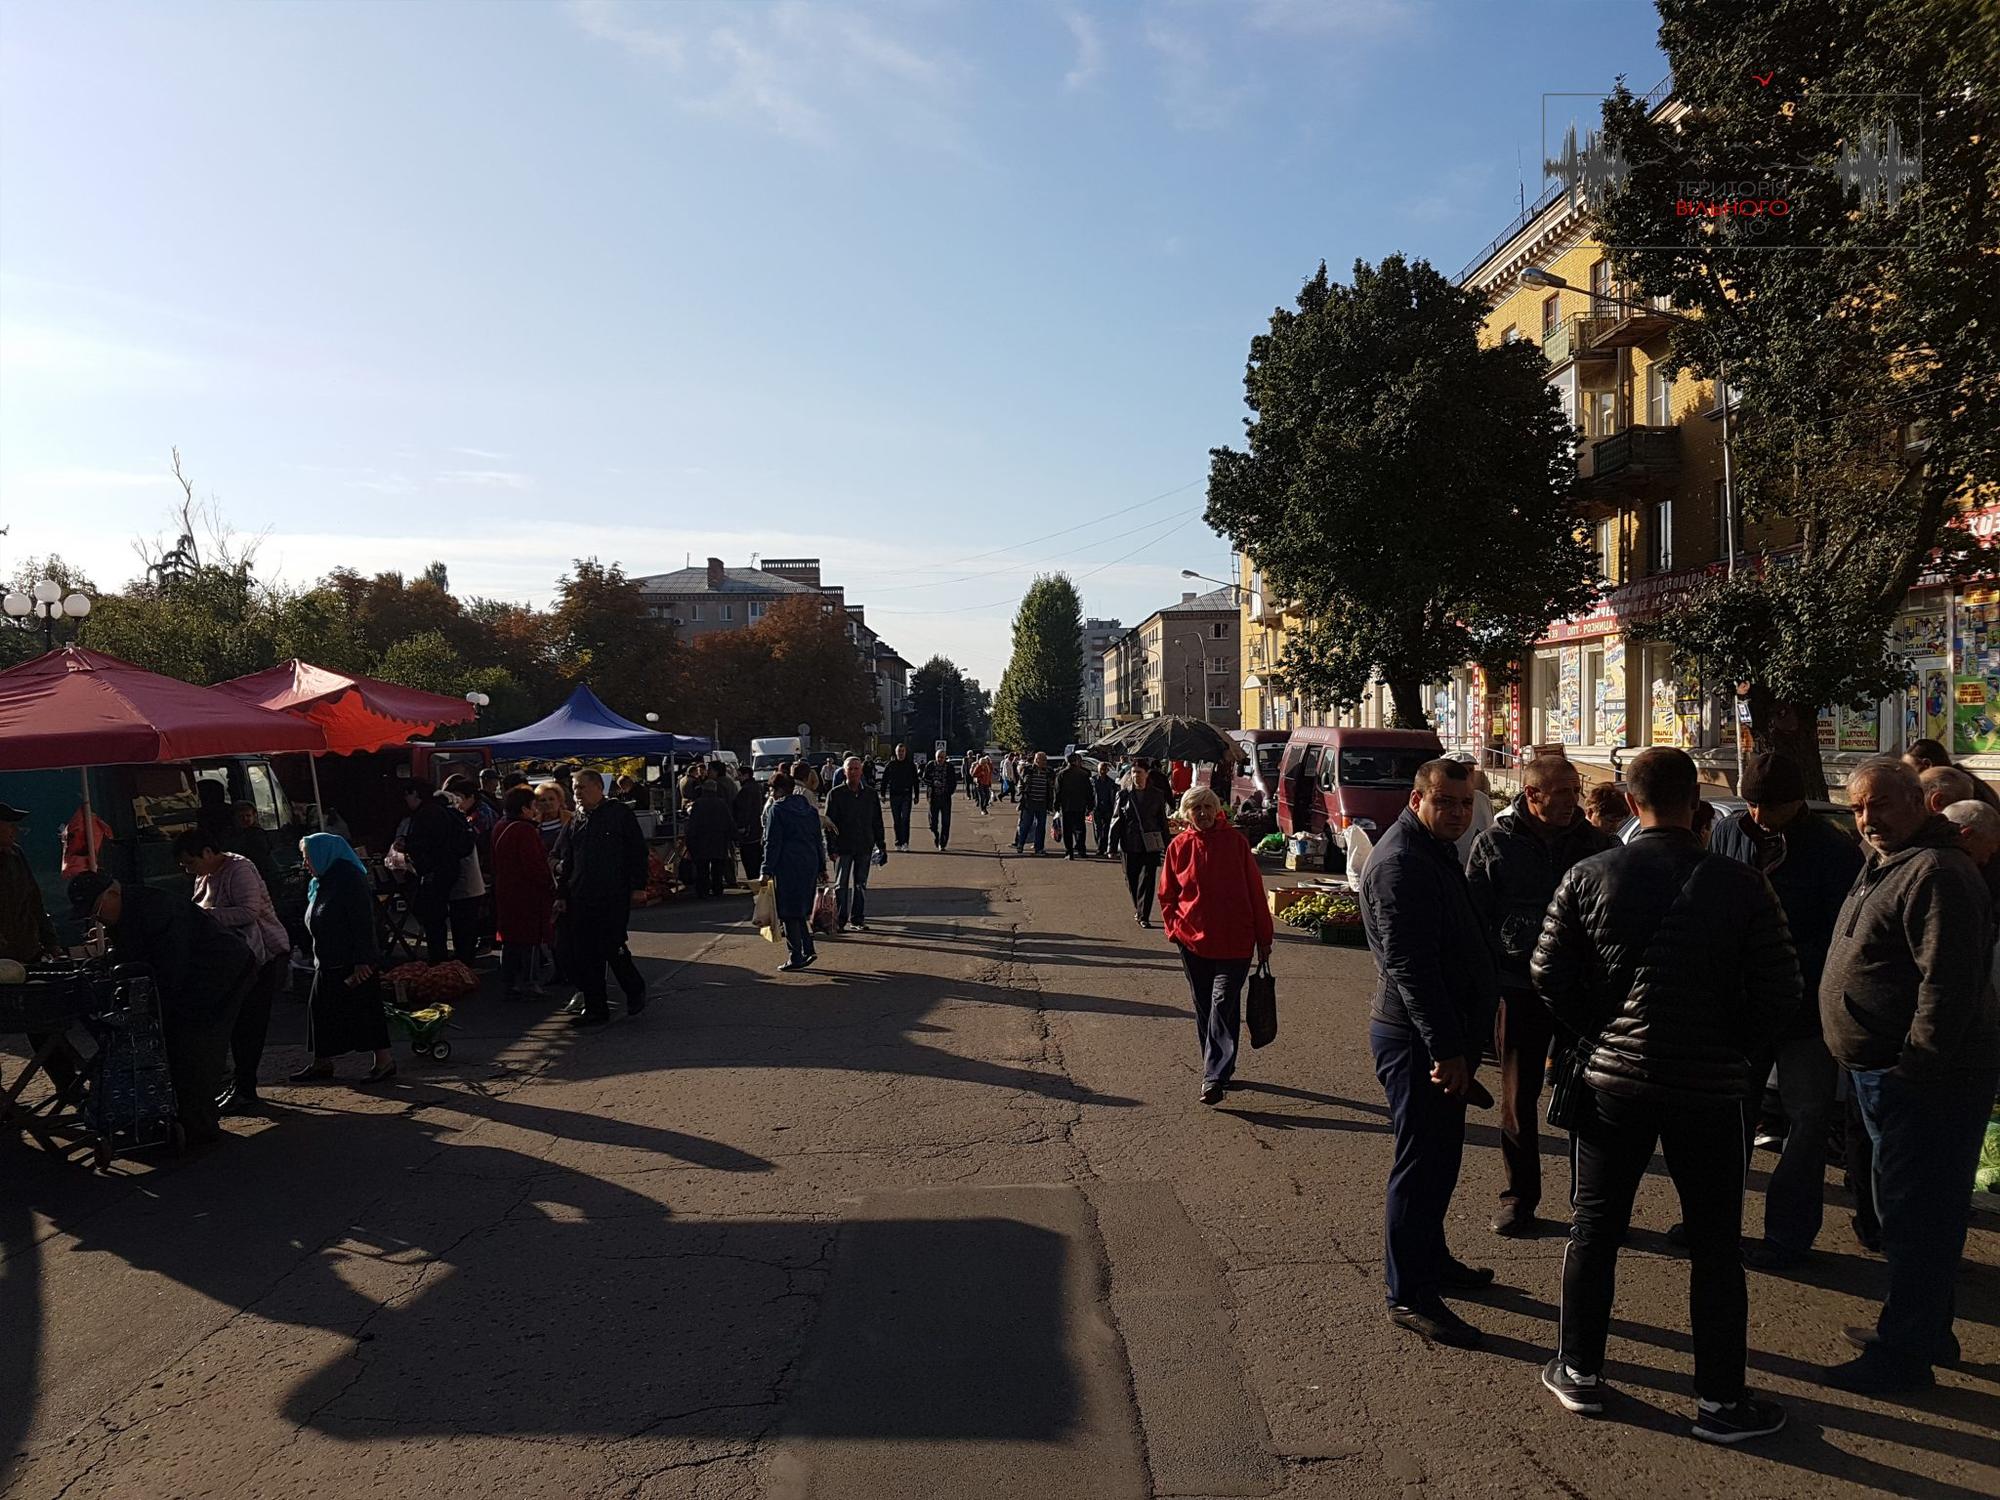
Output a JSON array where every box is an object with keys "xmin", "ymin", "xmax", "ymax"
[
  {"xmin": 214, "ymin": 659, "xmax": 477, "ymax": 754},
  {"xmin": 0, "ymin": 646, "xmax": 327, "ymax": 771}
]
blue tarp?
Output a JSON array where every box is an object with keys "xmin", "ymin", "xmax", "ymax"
[{"xmin": 446, "ymin": 685, "xmax": 712, "ymax": 760}]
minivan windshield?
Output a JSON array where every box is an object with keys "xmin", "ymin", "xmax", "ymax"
[
  {"xmin": 1337, "ymin": 747, "xmax": 1437, "ymax": 789},
  {"xmin": 752, "ymin": 754, "xmax": 788, "ymax": 772},
  {"xmin": 1256, "ymin": 744, "xmax": 1285, "ymax": 782}
]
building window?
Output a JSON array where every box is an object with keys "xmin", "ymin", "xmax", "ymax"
[
  {"xmin": 1209, "ymin": 688, "xmax": 1230, "ymax": 709},
  {"xmin": 748, "ymin": 601, "xmax": 766, "ymax": 621},
  {"xmin": 1210, "ymin": 657, "xmax": 1229, "ymax": 674},
  {"xmin": 1210, "ymin": 621, "xmax": 1226, "ymax": 639},
  {"xmin": 689, "ymin": 604, "xmax": 702, "ymax": 622},
  {"xmin": 1589, "ymin": 258, "xmax": 1613, "ymax": 317},
  {"xmin": 1542, "ymin": 294, "xmax": 1560, "ymax": 339},
  {"xmin": 1595, "ymin": 517, "xmax": 1618, "ymax": 580},
  {"xmin": 1652, "ymin": 500, "xmax": 1674, "ymax": 572},
  {"xmin": 1501, "ymin": 324, "xmax": 1520, "ymax": 344},
  {"xmin": 1585, "ymin": 389, "xmax": 1617, "ymax": 438},
  {"xmin": 1646, "ymin": 363, "xmax": 1672, "ymax": 427},
  {"xmin": 720, "ymin": 603, "xmax": 734, "ymax": 621}
]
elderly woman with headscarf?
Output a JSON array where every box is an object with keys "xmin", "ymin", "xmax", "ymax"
[
  {"xmin": 1158, "ymin": 785, "xmax": 1274, "ymax": 1106},
  {"xmin": 290, "ymin": 832, "xmax": 395, "ymax": 1083}
]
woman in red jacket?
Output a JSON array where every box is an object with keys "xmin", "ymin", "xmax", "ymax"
[
  {"xmin": 1158, "ymin": 785, "xmax": 1273, "ymax": 1105},
  {"xmin": 492, "ymin": 786, "xmax": 555, "ymax": 1000}
]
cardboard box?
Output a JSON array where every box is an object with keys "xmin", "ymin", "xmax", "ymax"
[{"xmin": 1269, "ymin": 887, "xmax": 1310, "ymax": 916}]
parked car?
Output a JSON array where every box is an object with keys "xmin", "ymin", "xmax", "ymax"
[
  {"xmin": 1616, "ymin": 795, "xmax": 1857, "ymax": 845},
  {"xmin": 1275, "ymin": 726, "xmax": 1445, "ymax": 854},
  {"xmin": 1228, "ymin": 730, "xmax": 1289, "ymax": 815}
]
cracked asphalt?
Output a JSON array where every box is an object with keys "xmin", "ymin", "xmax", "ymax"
[{"xmin": 4, "ymin": 801, "xmax": 1998, "ymax": 1499}]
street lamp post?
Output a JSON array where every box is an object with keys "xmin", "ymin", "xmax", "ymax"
[
  {"xmin": 2, "ymin": 579, "xmax": 93, "ymax": 648},
  {"xmin": 1520, "ymin": 266, "xmax": 1738, "ymax": 579}
]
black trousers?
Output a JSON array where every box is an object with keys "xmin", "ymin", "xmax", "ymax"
[
  {"xmin": 168, "ymin": 966, "xmax": 252, "ymax": 1142},
  {"xmin": 412, "ymin": 886, "xmax": 449, "ymax": 964},
  {"xmin": 1561, "ymin": 1088, "xmax": 1748, "ymax": 1401},
  {"xmin": 1095, "ymin": 809, "xmax": 1113, "ymax": 855},
  {"xmin": 1495, "ymin": 989, "xmax": 1556, "ymax": 1211},
  {"xmin": 695, "ymin": 858, "xmax": 730, "ymax": 897},
  {"xmin": 1124, "ymin": 852, "xmax": 1162, "ymax": 920},
  {"xmin": 929, "ymin": 797, "xmax": 952, "ymax": 848},
  {"xmin": 571, "ymin": 902, "xmax": 644, "ymax": 1018},
  {"xmin": 1061, "ymin": 811, "xmax": 1089, "ymax": 856},
  {"xmin": 230, "ymin": 954, "xmax": 287, "ymax": 1097},
  {"xmin": 1370, "ymin": 1022, "xmax": 1468, "ymax": 1308},
  {"xmin": 890, "ymin": 794, "xmax": 914, "ymax": 846},
  {"xmin": 738, "ymin": 837, "xmax": 763, "ymax": 881}
]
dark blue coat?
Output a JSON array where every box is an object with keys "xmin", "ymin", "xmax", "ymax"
[
  {"xmin": 1711, "ymin": 808, "xmax": 1861, "ymax": 1033},
  {"xmin": 1359, "ymin": 807, "xmax": 1501, "ymax": 1064},
  {"xmin": 761, "ymin": 794, "xmax": 826, "ymax": 919}
]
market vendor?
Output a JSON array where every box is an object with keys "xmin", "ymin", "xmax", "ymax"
[
  {"xmin": 68, "ymin": 870, "xmax": 257, "ymax": 1146},
  {"xmin": 0, "ymin": 800, "xmax": 60, "ymax": 964}
]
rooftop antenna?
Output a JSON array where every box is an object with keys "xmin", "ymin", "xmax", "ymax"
[
  {"xmin": 1517, "ymin": 145, "xmax": 1526, "ymax": 214},
  {"xmin": 751, "ymin": 551, "xmax": 760, "ymax": 568}
]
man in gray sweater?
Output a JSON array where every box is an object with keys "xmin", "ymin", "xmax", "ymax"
[{"xmin": 1818, "ymin": 757, "xmax": 1999, "ymax": 1394}]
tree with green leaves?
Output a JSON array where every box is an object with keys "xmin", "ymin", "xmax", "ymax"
[
  {"xmin": 992, "ymin": 575, "xmax": 1085, "ymax": 750},
  {"xmin": 1595, "ymin": 0, "xmax": 1997, "ymax": 791},
  {"xmin": 1206, "ymin": 255, "xmax": 1597, "ymax": 728},
  {"xmin": 906, "ymin": 656, "xmax": 979, "ymax": 749},
  {"xmin": 545, "ymin": 558, "xmax": 685, "ymax": 719}
]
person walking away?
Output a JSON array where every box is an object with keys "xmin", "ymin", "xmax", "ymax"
[
  {"xmin": 1056, "ymin": 754, "xmax": 1094, "ymax": 860},
  {"xmin": 733, "ymin": 770, "xmax": 767, "ymax": 881},
  {"xmin": 176, "ymin": 830, "xmax": 290, "ymax": 1113},
  {"xmin": 399, "ymin": 779, "xmax": 472, "ymax": 964},
  {"xmin": 1358, "ymin": 758, "xmax": 1500, "ymax": 1350},
  {"xmin": 558, "ymin": 770, "xmax": 651, "ymax": 1027},
  {"xmin": 1002, "ymin": 752, "xmax": 1019, "ymax": 803},
  {"xmin": 1014, "ymin": 752, "xmax": 1055, "ymax": 855},
  {"xmin": 1111, "ymin": 760, "xmax": 1173, "ymax": 926},
  {"xmin": 763, "ymin": 773, "xmax": 826, "ymax": 971},
  {"xmin": 971, "ymin": 753, "xmax": 994, "ymax": 813},
  {"xmin": 443, "ymin": 776, "xmax": 491, "ymax": 960},
  {"xmin": 1465, "ymin": 754, "xmax": 1613, "ymax": 1237},
  {"xmin": 883, "ymin": 744, "xmax": 920, "ymax": 851},
  {"xmin": 69, "ymin": 871, "xmax": 258, "ymax": 1143},
  {"xmin": 684, "ymin": 780, "xmax": 737, "ymax": 898},
  {"xmin": 1530, "ymin": 747, "xmax": 1797, "ymax": 1440},
  {"xmin": 1159, "ymin": 787, "xmax": 1273, "ymax": 1105},
  {"xmin": 1817, "ymin": 757, "xmax": 1998, "ymax": 1394},
  {"xmin": 492, "ymin": 787, "xmax": 555, "ymax": 1001},
  {"xmin": 827, "ymin": 757, "xmax": 887, "ymax": 930},
  {"xmin": 1093, "ymin": 761, "xmax": 1119, "ymax": 857},
  {"xmin": 924, "ymin": 753, "xmax": 958, "ymax": 850},
  {"xmin": 1708, "ymin": 752, "xmax": 1863, "ymax": 1270},
  {"xmin": 285, "ymin": 833, "xmax": 395, "ymax": 1085}
]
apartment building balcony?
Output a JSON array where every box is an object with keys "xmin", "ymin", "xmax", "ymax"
[
  {"xmin": 1590, "ymin": 297, "xmax": 1676, "ymax": 348},
  {"xmin": 1541, "ymin": 314, "xmax": 1616, "ymax": 373},
  {"xmin": 1579, "ymin": 425, "xmax": 1681, "ymax": 492}
]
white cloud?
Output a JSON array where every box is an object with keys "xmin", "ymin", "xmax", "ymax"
[
  {"xmin": 0, "ymin": 324, "xmax": 198, "ymax": 386},
  {"xmin": 451, "ymin": 447, "xmax": 513, "ymax": 462},
  {"xmin": 567, "ymin": 0, "xmax": 968, "ymax": 149},
  {"xmin": 1062, "ymin": 11, "xmax": 1103, "ymax": 91},
  {"xmin": 4, "ymin": 465, "xmax": 169, "ymax": 492},
  {"xmin": 1246, "ymin": 0, "xmax": 1423, "ymax": 38},
  {"xmin": 1143, "ymin": 22, "xmax": 1242, "ymax": 131},
  {"xmin": 434, "ymin": 469, "xmax": 534, "ymax": 490}
]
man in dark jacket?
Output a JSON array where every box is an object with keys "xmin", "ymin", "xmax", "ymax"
[
  {"xmin": 1014, "ymin": 752, "xmax": 1055, "ymax": 855},
  {"xmin": 1092, "ymin": 762, "xmax": 1119, "ymax": 857},
  {"xmin": 923, "ymin": 754, "xmax": 958, "ymax": 851},
  {"xmin": 882, "ymin": 744, "xmax": 920, "ymax": 851},
  {"xmin": 1055, "ymin": 754, "xmax": 1094, "ymax": 860},
  {"xmin": 1530, "ymin": 747, "xmax": 1796, "ymax": 1442},
  {"xmin": 1817, "ymin": 757, "xmax": 1998, "ymax": 1394},
  {"xmin": 683, "ymin": 781, "xmax": 736, "ymax": 898},
  {"xmin": 732, "ymin": 773, "xmax": 766, "ymax": 881},
  {"xmin": 1358, "ymin": 758, "xmax": 1501, "ymax": 1350},
  {"xmin": 558, "ymin": 769, "xmax": 650, "ymax": 1027},
  {"xmin": 400, "ymin": 779, "xmax": 473, "ymax": 964},
  {"xmin": 71, "ymin": 872, "xmax": 257, "ymax": 1146},
  {"xmin": 826, "ymin": 757, "xmax": 887, "ymax": 930},
  {"xmin": 1708, "ymin": 751, "xmax": 1865, "ymax": 1269},
  {"xmin": 1466, "ymin": 754, "xmax": 1613, "ymax": 1236}
]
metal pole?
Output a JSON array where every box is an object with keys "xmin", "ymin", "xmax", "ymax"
[
  {"xmin": 1718, "ymin": 356, "xmax": 1737, "ymax": 580},
  {"xmin": 78, "ymin": 768, "xmax": 98, "ymax": 872},
  {"xmin": 307, "ymin": 753, "xmax": 328, "ymax": 831}
]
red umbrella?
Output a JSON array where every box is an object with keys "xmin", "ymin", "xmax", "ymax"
[
  {"xmin": 214, "ymin": 659, "xmax": 476, "ymax": 754},
  {"xmin": 0, "ymin": 646, "xmax": 327, "ymax": 771}
]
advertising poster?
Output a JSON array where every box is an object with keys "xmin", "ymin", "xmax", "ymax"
[
  {"xmin": 1596, "ymin": 637, "xmax": 1627, "ymax": 746},
  {"xmin": 1817, "ymin": 706, "xmax": 1839, "ymax": 751},
  {"xmin": 1839, "ymin": 702, "xmax": 1880, "ymax": 753},
  {"xmin": 1554, "ymin": 646, "xmax": 1582, "ymax": 744},
  {"xmin": 1953, "ymin": 590, "xmax": 2000, "ymax": 756}
]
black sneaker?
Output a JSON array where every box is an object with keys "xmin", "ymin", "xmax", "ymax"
[
  {"xmin": 1541, "ymin": 1357, "xmax": 1605, "ymax": 1415},
  {"xmin": 625, "ymin": 990, "xmax": 649, "ymax": 1016},
  {"xmin": 1387, "ymin": 1302, "xmax": 1481, "ymax": 1349},
  {"xmin": 1690, "ymin": 1396, "xmax": 1786, "ymax": 1444}
]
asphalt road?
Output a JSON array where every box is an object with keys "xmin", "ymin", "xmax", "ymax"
[{"xmin": 4, "ymin": 799, "xmax": 1997, "ymax": 1499}]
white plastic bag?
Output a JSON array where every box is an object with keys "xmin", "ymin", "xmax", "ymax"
[
  {"xmin": 1343, "ymin": 822, "xmax": 1376, "ymax": 882},
  {"xmin": 752, "ymin": 879, "xmax": 778, "ymax": 942}
]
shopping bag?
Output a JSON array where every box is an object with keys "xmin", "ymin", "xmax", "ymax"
[
  {"xmin": 1051, "ymin": 812, "xmax": 1064, "ymax": 840},
  {"xmin": 751, "ymin": 879, "xmax": 777, "ymax": 942},
  {"xmin": 1546, "ymin": 1040, "xmax": 1590, "ymax": 1131},
  {"xmin": 1246, "ymin": 961, "xmax": 1277, "ymax": 1048},
  {"xmin": 811, "ymin": 886, "xmax": 837, "ymax": 933}
]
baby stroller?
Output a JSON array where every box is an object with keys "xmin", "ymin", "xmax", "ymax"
[{"xmin": 384, "ymin": 996, "xmax": 456, "ymax": 1062}]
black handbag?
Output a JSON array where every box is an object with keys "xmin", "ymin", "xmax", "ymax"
[
  {"xmin": 1545, "ymin": 1039, "xmax": 1589, "ymax": 1130},
  {"xmin": 1247, "ymin": 960, "xmax": 1277, "ymax": 1048}
]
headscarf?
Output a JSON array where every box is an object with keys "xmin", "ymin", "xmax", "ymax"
[{"xmin": 301, "ymin": 832, "xmax": 367, "ymax": 905}]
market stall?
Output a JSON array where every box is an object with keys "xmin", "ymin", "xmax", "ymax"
[{"xmin": 214, "ymin": 659, "xmax": 477, "ymax": 754}]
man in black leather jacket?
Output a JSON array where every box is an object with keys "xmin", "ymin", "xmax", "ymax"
[
  {"xmin": 882, "ymin": 745, "xmax": 920, "ymax": 851},
  {"xmin": 1466, "ymin": 754, "xmax": 1612, "ymax": 1236},
  {"xmin": 557, "ymin": 770, "xmax": 650, "ymax": 1026},
  {"xmin": 1530, "ymin": 748, "xmax": 1798, "ymax": 1443},
  {"xmin": 1358, "ymin": 758, "xmax": 1500, "ymax": 1350}
]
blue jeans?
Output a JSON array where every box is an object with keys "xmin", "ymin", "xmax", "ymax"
[
  {"xmin": 1179, "ymin": 947, "xmax": 1248, "ymax": 1086},
  {"xmin": 834, "ymin": 852, "xmax": 872, "ymax": 926},
  {"xmin": 1014, "ymin": 807, "xmax": 1047, "ymax": 853},
  {"xmin": 1369, "ymin": 1022, "xmax": 1467, "ymax": 1310},
  {"xmin": 1849, "ymin": 1064, "xmax": 1998, "ymax": 1368}
]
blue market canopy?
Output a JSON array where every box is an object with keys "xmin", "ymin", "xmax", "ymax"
[{"xmin": 446, "ymin": 685, "xmax": 711, "ymax": 759}]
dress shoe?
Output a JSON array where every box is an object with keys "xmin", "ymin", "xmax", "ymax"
[
  {"xmin": 569, "ymin": 1011, "xmax": 610, "ymax": 1028},
  {"xmin": 1388, "ymin": 1302, "xmax": 1481, "ymax": 1348},
  {"xmin": 1439, "ymin": 1258, "xmax": 1496, "ymax": 1291},
  {"xmin": 1821, "ymin": 1352, "xmax": 1934, "ymax": 1395},
  {"xmin": 1844, "ymin": 1325, "xmax": 1960, "ymax": 1369},
  {"xmin": 1490, "ymin": 1203, "xmax": 1537, "ymax": 1238}
]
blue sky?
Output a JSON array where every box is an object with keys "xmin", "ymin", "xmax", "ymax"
[{"xmin": 0, "ymin": 0, "xmax": 1665, "ymax": 687}]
